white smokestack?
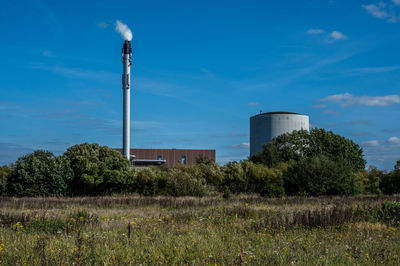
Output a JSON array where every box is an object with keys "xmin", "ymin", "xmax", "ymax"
[{"xmin": 115, "ymin": 20, "xmax": 132, "ymax": 41}]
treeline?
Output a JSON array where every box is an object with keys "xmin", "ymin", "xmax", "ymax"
[{"xmin": 0, "ymin": 129, "xmax": 399, "ymax": 197}]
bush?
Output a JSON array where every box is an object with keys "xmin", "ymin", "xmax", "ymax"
[
  {"xmin": 165, "ymin": 166, "xmax": 210, "ymax": 197},
  {"xmin": 378, "ymin": 201, "xmax": 400, "ymax": 226},
  {"xmin": 6, "ymin": 151, "xmax": 73, "ymax": 196},
  {"xmin": 242, "ymin": 161, "xmax": 285, "ymax": 197},
  {"xmin": 133, "ymin": 167, "xmax": 166, "ymax": 196},
  {"xmin": 353, "ymin": 167, "xmax": 382, "ymax": 195},
  {"xmin": 64, "ymin": 143, "xmax": 130, "ymax": 195},
  {"xmin": 0, "ymin": 165, "xmax": 10, "ymax": 195},
  {"xmin": 284, "ymin": 155, "xmax": 357, "ymax": 196},
  {"xmin": 221, "ymin": 162, "xmax": 247, "ymax": 194},
  {"xmin": 380, "ymin": 161, "xmax": 400, "ymax": 195}
]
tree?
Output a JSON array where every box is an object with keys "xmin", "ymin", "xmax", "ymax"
[
  {"xmin": 0, "ymin": 165, "xmax": 11, "ymax": 195},
  {"xmin": 284, "ymin": 155, "xmax": 357, "ymax": 196},
  {"xmin": 250, "ymin": 128, "xmax": 366, "ymax": 172},
  {"xmin": 6, "ymin": 151, "xmax": 73, "ymax": 196},
  {"xmin": 380, "ymin": 160, "xmax": 400, "ymax": 195},
  {"xmin": 64, "ymin": 143, "xmax": 131, "ymax": 195}
]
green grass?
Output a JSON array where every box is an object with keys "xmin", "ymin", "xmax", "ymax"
[{"xmin": 0, "ymin": 195, "xmax": 400, "ymax": 265}]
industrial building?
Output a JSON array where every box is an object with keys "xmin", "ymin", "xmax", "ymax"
[
  {"xmin": 250, "ymin": 111, "xmax": 309, "ymax": 156},
  {"xmin": 115, "ymin": 148, "xmax": 216, "ymax": 167}
]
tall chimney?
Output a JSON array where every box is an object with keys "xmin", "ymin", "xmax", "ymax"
[{"xmin": 122, "ymin": 40, "xmax": 132, "ymax": 160}]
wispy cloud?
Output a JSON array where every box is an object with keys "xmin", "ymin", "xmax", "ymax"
[
  {"xmin": 312, "ymin": 104, "xmax": 327, "ymax": 108},
  {"xmin": 306, "ymin": 28, "xmax": 348, "ymax": 42},
  {"xmin": 307, "ymin": 29, "xmax": 325, "ymax": 34},
  {"xmin": 347, "ymin": 120, "xmax": 373, "ymax": 125},
  {"xmin": 0, "ymin": 143, "xmax": 34, "ymax": 165},
  {"xmin": 362, "ymin": 2, "xmax": 399, "ymax": 23},
  {"xmin": 361, "ymin": 136, "xmax": 400, "ymax": 169},
  {"xmin": 351, "ymin": 66, "xmax": 400, "ymax": 74},
  {"xmin": 321, "ymin": 93, "xmax": 400, "ymax": 107},
  {"xmin": 247, "ymin": 102, "xmax": 259, "ymax": 106},
  {"xmin": 323, "ymin": 109, "xmax": 341, "ymax": 114},
  {"xmin": 41, "ymin": 50, "xmax": 57, "ymax": 58},
  {"xmin": 362, "ymin": 3, "xmax": 388, "ymax": 18},
  {"xmin": 362, "ymin": 140, "xmax": 380, "ymax": 147},
  {"xmin": 30, "ymin": 63, "xmax": 119, "ymax": 82},
  {"xmin": 330, "ymin": 31, "xmax": 347, "ymax": 41},
  {"xmin": 98, "ymin": 21, "xmax": 109, "ymax": 28},
  {"xmin": 231, "ymin": 142, "xmax": 250, "ymax": 149},
  {"xmin": 200, "ymin": 68, "xmax": 215, "ymax": 78}
]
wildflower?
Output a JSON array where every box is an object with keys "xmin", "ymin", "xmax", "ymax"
[
  {"xmin": 0, "ymin": 242, "xmax": 4, "ymax": 251},
  {"xmin": 131, "ymin": 222, "xmax": 136, "ymax": 225},
  {"xmin": 245, "ymin": 203, "xmax": 249, "ymax": 206}
]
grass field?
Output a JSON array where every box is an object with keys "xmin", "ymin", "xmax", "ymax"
[{"xmin": 1, "ymin": 195, "xmax": 400, "ymax": 265}]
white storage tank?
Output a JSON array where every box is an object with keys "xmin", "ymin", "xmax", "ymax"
[{"xmin": 250, "ymin": 111, "xmax": 309, "ymax": 156}]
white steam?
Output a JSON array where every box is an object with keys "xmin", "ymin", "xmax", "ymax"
[{"xmin": 115, "ymin": 20, "xmax": 132, "ymax": 41}]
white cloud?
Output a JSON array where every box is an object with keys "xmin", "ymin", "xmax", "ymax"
[
  {"xmin": 247, "ymin": 102, "xmax": 259, "ymax": 106},
  {"xmin": 362, "ymin": 140, "xmax": 380, "ymax": 147},
  {"xmin": 388, "ymin": 136, "xmax": 400, "ymax": 145},
  {"xmin": 307, "ymin": 29, "xmax": 325, "ymax": 34},
  {"xmin": 321, "ymin": 93, "xmax": 400, "ymax": 107},
  {"xmin": 362, "ymin": 2, "xmax": 399, "ymax": 23},
  {"xmin": 232, "ymin": 142, "xmax": 250, "ymax": 149},
  {"xmin": 362, "ymin": 137, "xmax": 400, "ymax": 147},
  {"xmin": 330, "ymin": 31, "xmax": 347, "ymax": 41},
  {"xmin": 362, "ymin": 4, "xmax": 388, "ymax": 19}
]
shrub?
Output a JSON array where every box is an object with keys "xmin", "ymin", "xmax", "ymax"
[
  {"xmin": 64, "ymin": 143, "xmax": 130, "ymax": 195},
  {"xmin": 242, "ymin": 161, "xmax": 285, "ymax": 197},
  {"xmin": 133, "ymin": 167, "xmax": 166, "ymax": 196},
  {"xmin": 378, "ymin": 201, "xmax": 400, "ymax": 226},
  {"xmin": 284, "ymin": 155, "xmax": 357, "ymax": 196},
  {"xmin": 380, "ymin": 161, "xmax": 400, "ymax": 195},
  {"xmin": 6, "ymin": 151, "xmax": 73, "ymax": 196},
  {"xmin": 0, "ymin": 165, "xmax": 10, "ymax": 195},
  {"xmin": 221, "ymin": 162, "xmax": 247, "ymax": 194},
  {"xmin": 165, "ymin": 166, "xmax": 210, "ymax": 197},
  {"xmin": 353, "ymin": 167, "xmax": 382, "ymax": 195}
]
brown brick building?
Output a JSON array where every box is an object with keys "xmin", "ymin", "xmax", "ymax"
[{"xmin": 115, "ymin": 148, "xmax": 216, "ymax": 167}]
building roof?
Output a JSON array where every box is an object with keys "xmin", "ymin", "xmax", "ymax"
[{"xmin": 251, "ymin": 111, "xmax": 306, "ymax": 118}]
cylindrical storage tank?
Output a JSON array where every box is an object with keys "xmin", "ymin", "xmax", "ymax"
[{"xmin": 250, "ymin": 112, "xmax": 309, "ymax": 156}]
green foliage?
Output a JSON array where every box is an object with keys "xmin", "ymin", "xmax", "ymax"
[
  {"xmin": 64, "ymin": 143, "xmax": 130, "ymax": 195},
  {"xmin": 0, "ymin": 165, "xmax": 10, "ymax": 195},
  {"xmin": 133, "ymin": 167, "xmax": 166, "ymax": 196},
  {"xmin": 164, "ymin": 166, "xmax": 210, "ymax": 196},
  {"xmin": 378, "ymin": 201, "xmax": 400, "ymax": 226},
  {"xmin": 284, "ymin": 155, "xmax": 357, "ymax": 196},
  {"xmin": 355, "ymin": 167, "xmax": 383, "ymax": 195},
  {"xmin": 6, "ymin": 150, "xmax": 73, "ymax": 196},
  {"xmin": 250, "ymin": 128, "xmax": 366, "ymax": 172},
  {"xmin": 221, "ymin": 162, "xmax": 247, "ymax": 193},
  {"xmin": 242, "ymin": 161, "xmax": 285, "ymax": 197},
  {"xmin": 381, "ymin": 165, "xmax": 400, "ymax": 195}
]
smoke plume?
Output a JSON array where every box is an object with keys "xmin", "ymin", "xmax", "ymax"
[{"xmin": 115, "ymin": 20, "xmax": 132, "ymax": 41}]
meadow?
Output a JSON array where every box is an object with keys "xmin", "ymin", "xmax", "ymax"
[{"xmin": 1, "ymin": 195, "xmax": 400, "ymax": 265}]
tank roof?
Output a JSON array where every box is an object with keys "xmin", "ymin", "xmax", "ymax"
[{"xmin": 251, "ymin": 111, "xmax": 306, "ymax": 117}]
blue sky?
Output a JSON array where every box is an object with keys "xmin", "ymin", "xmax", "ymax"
[{"xmin": 0, "ymin": 0, "xmax": 399, "ymax": 169}]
